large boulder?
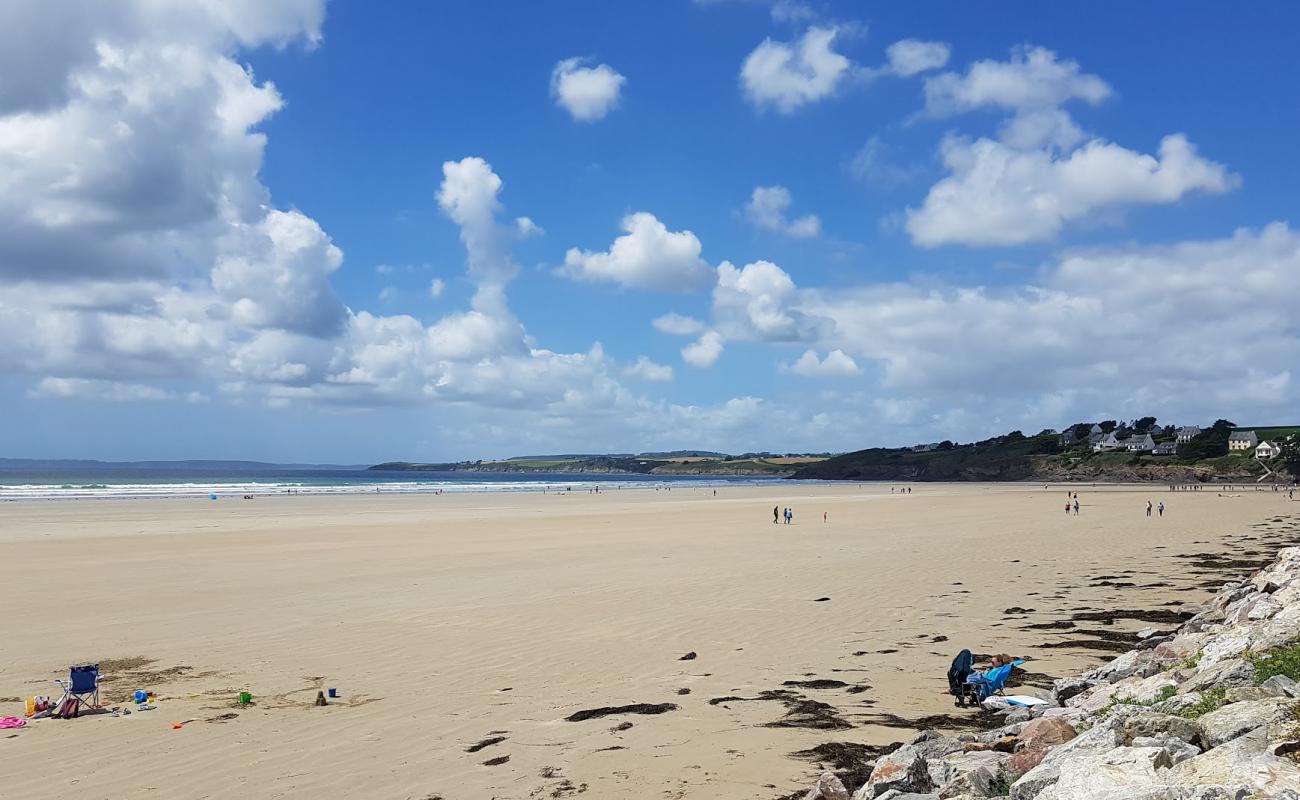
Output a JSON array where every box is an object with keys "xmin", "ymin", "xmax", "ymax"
[
  {"xmin": 1005, "ymin": 717, "xmax": 1077, "ymax": 779},
  {"xmin": 1167, "ymin": 728, "xmax": 1300, "ymax": 792},
  {"xmin": 1082, "ymin": 649, "xmax": 1158, "ymax": 684},
  {"xmin": 1250, "ymin": 603, "xmax": 1300, "ymax": 652},
  {"xmin": 863, "ymin": 746, "xmax": 933, "ymax": 798},
  {"xmin": 1225, "ymin": 684, "xmax": 1285, "ymax": 703},
  {"xmin": 1196, "ymin": 697, "xmax": 1293, "ymax": 748},
  {"xmin": 931, "ymin": 750, "xmax": 1006, "ymax": 798},
  {"xmin": 1052, "ymin": 676, "xmax": 1095, "ymax": 704},
  {"xmin": 1008, "ymin": 708, "xmax": 1138, "ymax": 799},
  {"xmin": 1152, "ymin": 633, "xmax": 1210, "ymax": 666},
  {"xmin": 1044, "ymin": 746, "xmax": 1168, "ymax": 799},
  {"xmin": 1178, "ymin": 658, "xmax": 1253, "ymax": 693},
  {"xmin": 1198, "ymin": 634, "xmax": 1251, "ymax": 667},
  {"xmin": 1120, "ymin": 712, "xmax": 1204, "ymax": 749},
  {"xmin": 803, "ymin": 772, "xmax": 850, "ymax": 800},
  {"xmin": 1261, "ymin": 674, "xmax": 1300, "ymax": 697}
]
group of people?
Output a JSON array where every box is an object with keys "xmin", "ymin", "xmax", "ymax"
[
  {"xmin": 1145, "ymin": 500, "xmax": 1165, "ymax": 517},
  {"xmin": 773, "ymin": 505, "xmax": 793, "ymax": 524},
  {"xmin": 1064, "ymin": 491, "xmax": 1080, "ymax": 515}
]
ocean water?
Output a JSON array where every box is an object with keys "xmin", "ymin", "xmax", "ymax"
[{"xmin": 0, "ymin": 467, "xmax": 786, "ymax": 501}]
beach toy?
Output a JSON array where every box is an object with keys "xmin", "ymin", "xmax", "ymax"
[
  {"xmin": 238, "ymin": 692, "xmax": 252, "ymax": 705},
  {"xmin": 172, "ymin": 722, "xmax": 184, "ymax": 729},
  {"xmin": 209, "ymin": 493, "xmax": 217, "ymax": 500},
  {"xmin": 134, "ymin": 690, "xmax": 148, "ymax": 703},
  {"xmin": 25, "ymin": 697, "xmax": 36, "ymax": 717},
  {"xmin": 327, "ymin": 688, "xmax": 338, "ymax": 698}
]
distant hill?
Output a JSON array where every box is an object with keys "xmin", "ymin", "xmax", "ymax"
[{"xmin": 789, "ymin": 429, "xmax": 1297, "ymax": 483}]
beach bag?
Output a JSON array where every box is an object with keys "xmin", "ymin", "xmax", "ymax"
[{"xmin": 56, "ymin": 697, "xmax": 80, "ymax": 719}]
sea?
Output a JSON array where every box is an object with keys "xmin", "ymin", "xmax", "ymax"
[{"xmin": 0, "ymin": 465, "xmax": 787, "ymax": 501}]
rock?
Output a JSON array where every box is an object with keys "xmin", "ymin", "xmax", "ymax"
[
  {"xmin": 1129, "ymin": 735, "xmax": 1200, "ymax": 765},
  {"xmin": 1136, "ymin": 627, "xmax": 1162, "ymax": 640},
  {"xmin": 1009, "ymin": 710, "xmax": 1132, "ymax": 799},
  {"xmin": 1120, "ymin": 712, "xmax": 1204, "ymax": 749},
  {"xmin": 1250, "ymin": 603, "xmax": 1300, "ymax": 651},
  {"xmin": 1168, "ymin": 727, "xmax": 1300, "ymax": 792},
  {"xmin": 1245, "ymin": 596, "xmax": 1283, "ymax": 621},
  {"xmin": 1199, "ymin": 634, "xmax": 1251, "ymax": 666},
  {"xmin": 1147, "ymin": 692, "xmax": 1204, "ymax": 716},
  {"xmin": 1052, "ymin": 676, "xmax": 1094, "ymax": 704},
  {"xmin": 1003, "ymin": 705, "xmax": 1031, "ymax": 724},
  {"xmin": 869, "ymin": 792, "xmax": 939, "ymax": 800},
  {"xmin": 1046, "ymin": 746, "xmax": 1168, "ymax": 798},
  {"xmin": 1005, "ymin": 717, "xmax": 1077, "ymax": 778},
  {"xmin": 931, "ymin": 750, "xmax": 1006, "ymax": 798},
  {"xmin": 1178, "ymin": 657, "xmax": 1253, "ymax": 693},
  {"xmin": 865, "ymin": 746, "xmax": 934, "ymax": 797},
  {"xmin": 1082, "ymin": 649, "xmax": 1158, "ymax": 684},
  {"xmin": 1152, "ymin": 633, "xmax": 1209, "ymax": 665},
  {"xmin": 1262, "ymin": 674, "xmax": 1300, "ymax": 697},
  {"xmin": 803, "ymin": 771, "xmax": 850, "ymax": 800},
  {"xmin": 908, "ymin": 730, "xmax": 965, "ymax": 761},
  {"xmin": 1116, "ymin": 673, "xmax": 1181, "ymax": 705},
  {"xmin": 1225, "ymin": 684, "xmax": 1285, "ymax": 702},
  {"xmin": 1196, "ymin": 697, "xmax": 1292, "ymax": 748}
]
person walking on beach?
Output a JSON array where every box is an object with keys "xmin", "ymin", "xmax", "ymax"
[
  {"xmin": 1073, "ymin": 499, "xmax": 1080, "ymax": 516},
  {"xmin": 773, "ymin": 505, "xmax": 779, "ymax": 524},
  {"xmin": 1146, "ymin": 500, "xmax": 1153, "ymax": 517},
  {"xmin": 1158, "ymin": 501, "xmax": 1165, "ymax": 517},
  {"xmin": 1065, "ymin": 500, "xmax": 1071, "ymax": 515},
  {"xmin": 785, "ymin": 507, "xmax": 793, "ymax": 525}
]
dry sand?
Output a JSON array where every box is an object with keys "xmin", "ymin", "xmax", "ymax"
[{"xmin": 1, "ymin": 483, "xmax": 1298, "ymax": 799}]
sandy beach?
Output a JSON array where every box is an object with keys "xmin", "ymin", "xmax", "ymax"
[{"xmin": 1, "ymin": 483, "xmax": 1297, "ymax": 799}]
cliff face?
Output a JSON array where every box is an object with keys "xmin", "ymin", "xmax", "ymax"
[{"xmin": 793, "ymin": 543, "xmax": 1300, "ymax": 800}]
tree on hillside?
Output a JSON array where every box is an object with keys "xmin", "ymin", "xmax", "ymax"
[
  {"xmin": 937, "ymin": 440, "xmax": 955, "ymax": 450},
  {"xmin": 1178, "ymin": 419, "xmax": 1237, "ymax": 460},
  {"xmin": 1135, "ymin": 416, "xmax": 1158, "ymax": 432},
  {"xmin": 1099, "ymin": 420, "xmax": 1118, "ymax": 433}
]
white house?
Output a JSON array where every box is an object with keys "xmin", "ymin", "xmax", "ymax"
[
  {"xmin": 1256, "ymin": 441, "xmax": 1281, "ymax": 459},
  {"xmin": 1228, "ymin": 431, "xmax": 1259, "ymax": 452},
  {"xmin": 1125, "ymin": 434, "xmax": 1156, "ymax": 453},
  {"xmin": 1094, "ymin": 432, "xmax": 1127, "ymax": 452},
  {"xmin": 1153, "ymin": 442, "xmax": 1179, "ymax": 456},
  {"xmin": 1175, "ymin": 426, "xmax": 1201, "ymax": 444}
]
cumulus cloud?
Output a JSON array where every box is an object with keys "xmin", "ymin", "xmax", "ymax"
[
  {"xmin": 652, "ymin": 313, "xmax": 707, "ymax": 336},
  {"xmin": 560, "ymin": 212, "xmax": 713, "ymax": 292},
  {"xmin": 550, "ymin": 57, "xmax": 626, "ymax": 122},
  {"xmin": 429, "ymin": 278, "xmax": 445, "ymax": 298},
  {"xmin": 515, "ymin": 216, "xmax": 543, "ymax": 237},
  {"xmin": 744, "ymin": 185, "xmax": 821, "ymax": 237},
  {"xmin": 741, "ymin": 26, "xmax": 853, "ymax": 113},
  {"xmin": 923, "ymin": 46, "xmax": 1110, "ymax": 117},
  {"xmin": 907, "ymin": 133, "xmax": 1238, "ymax": 247},
  {"xmin": 906, "ymin": 46, "xmax": 1237, "ymax": 247},
  {"xmin": 682, "ymin": 331, "xmax": 725, "ymax": 368},
  {"xmin": 786, "ymin": 349, "xmax": 860, "ymax": 377},
  {"xmin": 624, "ymin": 356, "xmax": 673, "ymax": 382},
  {"xmin": 885, "ymin": 39, "xmax": 950, "ymax": 76},
  {"xmin": 713, "ymin": 260, "xmax": 832, "ymax": 342}
]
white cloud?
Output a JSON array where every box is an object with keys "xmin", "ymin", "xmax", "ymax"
[
  {"xmin": 906, "ymin": 133, "xmax": 1239, "ymax": 247},
  {"xmin": 923, "ymin": 46, "xmax": 1110, "ymax": 117},
  {"xmin": 560, "ymin": 212, "xmax": 713, "ymax": 292},
  {"xmin": 713, "ymin": 260, "xmax": 832, "ymax": 342},
  {"xmin": 625, "ymin": 356, "xmax": 673, "ymax": 382},
  {"xmin": 885, "ymin": 39, "xmax": 950, "ymax": 76},
  {"xmin": 378, "ymin": 286, "xmax": 399, "ymax": 303},
  {"xmin": 741, "ymin": 26, "xmax": 853, "ymax": 113},
  {"xmin": 786, "ymin": 349, "xmax": 860, "ymax": 377},
  {"xmin": 550, "ymin": 57, "xmax": 626, "ymax": 122},
  {"xmin": 515, "ymin": 216, "xmax": 543, "ymax": 237},
  {"xmin": 652, "ymin": 313, "xmax": 707, "ymax": 336},
  {"xmin": 769, "ymin": 0, "xmax": 816, "ymax": 23},
  {"xmin": 682, "ymin": 331, "xmax": 725, "ymax": 368},
  {"xmin": 437, "ymin": 157, "xmax": 518, "ymax": 290},
  {"xmin": 429, "ymin": 278, "xmax": 445, "ymax": 298},
  {"xmin": 211, "ymin": 209, "xmax": 346, "ymax": 335},
  {"xmin": 906, "ymin": 46, "xmax": 1238, "ymax": 247},
  {"xmin": 31, "ymin": 377, "xmax": 178, "ymax": 402},
  {"xmin": 744, "ymin": 185, "xmax": 821, "ymax": 237}
]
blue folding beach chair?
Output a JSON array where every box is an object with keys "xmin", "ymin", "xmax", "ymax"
[
  {"xmin": 53, "ymin": 664, "xmax": 101, "ymax": 718},
  {"xmin": 961, "ymin": 660, "xmax": 1024, "ymax": 706}
]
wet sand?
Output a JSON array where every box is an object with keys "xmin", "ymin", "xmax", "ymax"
[{"xmin": 1, "ymin": 483, "xmax": 1297, "ymax": 799}]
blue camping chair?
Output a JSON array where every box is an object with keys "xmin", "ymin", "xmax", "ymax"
[
  {"xmin": 53, "ymin": 664, "xmax": 101, "ymax": 718},
  {"xmin": 961, "ymin": 660, "xmax": 1024, "ymax": 706}
]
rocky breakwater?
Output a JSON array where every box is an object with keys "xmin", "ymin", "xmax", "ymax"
[{"xmin": 796, "ymin": 546, "xmax": 1300, "ymax": 800}]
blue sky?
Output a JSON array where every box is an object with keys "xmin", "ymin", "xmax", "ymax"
[{"xmin": 1, "ymin": 1, "xmax": 1298, "ymax": 462}]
